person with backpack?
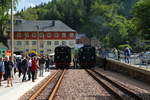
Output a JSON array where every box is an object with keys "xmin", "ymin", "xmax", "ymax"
[
  {"xmin": 21, "ymin": 57, "xmax": 28, "ymax": 82},
  {"xmin": 124, "ymin": 47, "xmax": 131, "ymax": 63},
  {"xmin": 0, "ymin": 57, "xmax": 5, "ymax": 86}
]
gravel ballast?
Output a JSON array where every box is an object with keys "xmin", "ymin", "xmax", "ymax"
[{"xmin": 54, "ymin": 69, "xmax": 115, "ymax": 100}]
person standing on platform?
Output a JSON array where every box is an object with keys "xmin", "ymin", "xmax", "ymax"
[
  {"xmin": 45, "ymin": 56, "xmax": 50, "ymax": 72},
  {"xmin": 6, "ymin": 57, "xmax": 13, "ymax": 87},
  {"xmin": 3, "ymin": 57, "xmax": 7, "ymax": 80},
  {"xmin": 21, "ymin": 57, "xmax": 28, "ymax": 82},
  {"xmin": 124, "ymin": 47, "xmax": 131, "ymax": 63},
  {"xmin": 0, "ymin": 57, "xmax": 5, "ymax": 86},
  {"xmin": 17, "ymin": 58, "xmax": 22, "ymax": 78},
  {"xmin": 27, "ymin": 57, "xmax": 32, "ymax": 80},
  {"xmin": 13, "ymin": 57, "xmax": 17, "ymax": 75},
  {"xmin": 35, "ymin": 57, "xmax": 39, "ymax": 79},
  {"xmin": 113, "ymin": 48, "xmax": 118, "ymax": 60},
  {"xmin": 31, "ymin": 57, "xmax": 37, "ymax": 82},
  {"xmin": 39, "ymin": 55, "xmax": 45, "ymax": 77}
]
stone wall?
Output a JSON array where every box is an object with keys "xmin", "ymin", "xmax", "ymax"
[{"xmin": 96, "ymin": 56, "xmax": 150, "ymax": 84}]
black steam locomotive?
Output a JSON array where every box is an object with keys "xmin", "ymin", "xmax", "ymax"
[
  {"xmin": 78, "ymin": 45, "xmax": 96, "ymax": 68},
  {"xmin": 54, "ymin": 45, "xmax": 71, "ymax": 68}
]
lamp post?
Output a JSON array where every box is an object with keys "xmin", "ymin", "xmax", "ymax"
[{"xmin": 11, "ymin": 0, "xmax": 14, "ymax": 62}]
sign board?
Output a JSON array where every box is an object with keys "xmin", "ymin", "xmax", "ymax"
[{"xmin": 0, "ymin": 48, "xmax": 7, "ymax": 57}]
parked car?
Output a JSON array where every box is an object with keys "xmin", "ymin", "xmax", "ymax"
[{"xmin": 141, "ymin": 51, "xmax": 150, "ymax": 64}]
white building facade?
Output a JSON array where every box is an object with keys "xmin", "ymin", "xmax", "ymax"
[{"xmin": 8, "ymin": 20, "xmax": 76, "ymax": 54}]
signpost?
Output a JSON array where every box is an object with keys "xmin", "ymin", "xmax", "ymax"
[{"xmin": 0, "ymin": 48, "xmax": 7, "ymax": 57}]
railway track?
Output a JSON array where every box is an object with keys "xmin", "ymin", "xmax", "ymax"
[
  {"xmin": 28, "ymin": 69, "xmax": 66, "ymax": 100},
  {"xmin": 86, "ymin": 69, "xmax": 144, "ymax": 100}
]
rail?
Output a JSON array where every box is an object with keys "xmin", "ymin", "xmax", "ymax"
[
  {"xmin": 86, "ymin": 69, "xmax": 144, "ymax": 100},
  {"xmin": 28, "ymin": 69, "xmax": 66, "ymax": 100}
]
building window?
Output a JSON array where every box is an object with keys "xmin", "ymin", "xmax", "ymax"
[
  {"xmin": 32, "ymin": 41, "xmax": 36, "ymax": 45},
  {"xmin": 54, "ymin": 41, "xmax": 59, "ymax": 45},
  {"xmin": 16, "ymin": 41, "xmax": 22, "ymax": 45},
  {"xmin": 26, "ymin": 33, "xmax": 29, "ymax": 38},
  {"xmin": 62, "ymin": 41, "xmax": 67, "ymax": 45},
  {"xmin": 39, "ymin": 33, "xmax": 44, "ymax": 38},
  {"xmin": 47, "ymin": 49, "xmax": 51, "ymax": 52},
  {"xmin": 40, "ymin": 43, "xmax": 44, "ymax": 48},
  {"xmin": 47, "ymin": 33, "xmax": 51, "ymax": 38},
  {"xmin": 17, "ymin": 33, "xmax": 22, "ymax": 38},
  {"xmin": 47, "ymin": 41, "xmax": 51, "ymax": 45},
  {"xmin": 25, "ymin": 41, "xmax": 29, "ymax": 45},
  {"xmin": 32, "ymin": 33, "xmax": 36, "ymax": 38},
  {"xmin": 54, "ymin": 33, "xmax": 58, "ymax": 38},
  {"xmin": 62, "ymin": 33, "xmax": 66, "ymax": 38},
  {"xmin": 70, "ymin": 33, "xmax": 74, "ymax": 38},
  {"xmin": 69, "ymin": 41, "xmax": 74, "ymax": 45}
]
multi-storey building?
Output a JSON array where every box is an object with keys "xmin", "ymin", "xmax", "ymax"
[{"xmin": 8, "ymin": 19, "xmax": 77, "ymax": 54}]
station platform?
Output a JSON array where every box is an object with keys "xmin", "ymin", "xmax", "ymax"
[{"xmin": 0, "ymin": 71, "xmax": 51, "ymax": 100}]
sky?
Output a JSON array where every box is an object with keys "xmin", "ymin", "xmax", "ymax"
[{"xmin": 16, "ymin": 0, "xmax": 51, "ymax": 11}]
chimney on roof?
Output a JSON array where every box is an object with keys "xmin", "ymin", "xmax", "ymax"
[
  {"xmin": 15, "ymin": 19, "xmax": 23, "ymax": 24},
  {"xmin": 52, "ymin": 20, "xmax": 55, "ymax": 27},
  {"xmin": 36, "ymin": 25, "xmax": 40, "ymax": 30}
]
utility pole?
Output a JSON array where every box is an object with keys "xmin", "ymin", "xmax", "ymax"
[{"xmin": 11, "ymin": 0, "xmax": 14, "ymax": 62}]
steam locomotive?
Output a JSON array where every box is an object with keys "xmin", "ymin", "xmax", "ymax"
[
  {"xmin": 54, "ymin": 45, "xmax": 71, "ymax": 68},
  {"xmin": 78, "ymin": 45, "xmax": 96, "ymax": 68}
]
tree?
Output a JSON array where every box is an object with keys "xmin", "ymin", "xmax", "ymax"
[
  {"xmin": 0, "ymin": 0, "xmax": 18, "ymax": 47},
  {"xmin": 16, "ymin": 0, "xmax": 141, "ymax": 49},
  {"xmin": 133, "ymin": 0, "xmax": 150, "ymax": 34},
  {"xmin": 19, "ymin": 8, "xmax": 38, "ymax": 20}
]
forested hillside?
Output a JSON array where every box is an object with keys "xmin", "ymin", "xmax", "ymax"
[
  {"xmin": 0, "ymin": 0, "xmax": 18, "ymax": 47},
  {"xmin": 14, "ymin": 0, "xmax": 150, "ymax": 50}
]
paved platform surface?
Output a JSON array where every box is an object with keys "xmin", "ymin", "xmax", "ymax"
[{"xmin": 0, "ymin": 71, "xmax": 51, "ymax": 100}]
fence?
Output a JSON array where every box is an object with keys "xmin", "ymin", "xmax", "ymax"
[{"xmin": 97, "ymin": 51, "xmax": 150, "ymax": 70}]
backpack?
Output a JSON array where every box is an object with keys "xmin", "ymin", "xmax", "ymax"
[{"xmin": 22, "ymin": 59, "xmax": 27, "ymax": 66}]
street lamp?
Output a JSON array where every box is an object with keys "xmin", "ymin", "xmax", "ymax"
[{"xmin": 11, "ymin": 0, "xmax": 14, "ymax": 62}]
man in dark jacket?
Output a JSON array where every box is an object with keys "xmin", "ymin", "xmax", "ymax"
[
  {"xmin": 21, "ymin": 57, "xmax": 28, "ymax": 82},
  {"xmin": 16, "ymin": 58, "xmax": 22, "ymax": 78}
]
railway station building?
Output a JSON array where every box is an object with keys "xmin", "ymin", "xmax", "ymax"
[{"xmin": 7, "ymin": 19, "xmax": 77, "ymax": 54}]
